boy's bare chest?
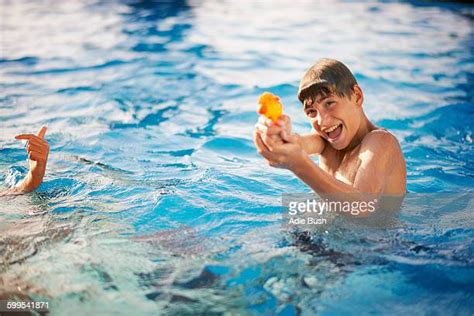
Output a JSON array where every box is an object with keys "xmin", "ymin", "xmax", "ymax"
[{"xmin": 319, "ymin": 148, "xmax": 362, "ymax": 185}]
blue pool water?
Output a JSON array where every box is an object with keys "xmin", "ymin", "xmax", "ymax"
[{"xmin": 1, "ymin": 1, "xmax": 473, "ymax": 315}]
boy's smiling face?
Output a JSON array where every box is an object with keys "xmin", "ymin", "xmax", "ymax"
[{"xmin": 303, "ymin": 86, "xmax": 363, "ymax": 150}]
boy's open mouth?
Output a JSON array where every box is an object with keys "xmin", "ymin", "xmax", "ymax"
[{"xmin": 323, "ymin": 123, "xmax": 343, "ymax": 141}]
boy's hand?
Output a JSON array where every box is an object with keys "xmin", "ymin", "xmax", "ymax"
[
  {"xmin": 14, "ymin": 126, "xmax": 49, "ymax": 193},
  {"xmin": 255, "ymin": 114, "xmax": 293, "ymax": 145},
  {"xmin": 254, "ymin": 120, "xmax": 307, "ymax": 172}
]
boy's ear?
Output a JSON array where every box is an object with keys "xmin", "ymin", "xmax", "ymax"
[{"xmin": 352, "ymin": 84, "xmax": 363, "ymax": 107}]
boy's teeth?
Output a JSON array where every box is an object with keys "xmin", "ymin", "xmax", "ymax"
[{"xmin": 325, "ymin": 124, "xmax": 339, "ymax": 133}]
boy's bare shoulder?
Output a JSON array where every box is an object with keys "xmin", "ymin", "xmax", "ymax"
[{"xmin": 360, "ymin": 128, "xmax": 402, "ymax": 156}]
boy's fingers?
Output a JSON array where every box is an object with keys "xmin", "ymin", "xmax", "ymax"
[
  {"xmin": 261, "ymin": 133, "xmax": 278, "ymax": 152},
  {"xmin": 31, "ymin": 137, "xmax": 48, "ymax": 146},
  {"xmin": 254, "ymin": 132, "xmax": 281, "ymax": 165},
  {"xmin": 15, "ymin": 134, "xmax": 36, "ymax": 140},
  {"xmin": 15, "ymin": 134, "xmax": 47, "ymax": 146},
  {"xmin": 27, "ymin": 143, "xmax": 42, "ymax": 152},
  {"xmin": 27, "ymin": 146, "xmax": 48, "ymax": 157},
  {"xmin": 265, "ymin": 124, "xmax": 281, "ymax": 135},
  {"xmin": 28, "ymin": 148, "xmax": 41, "ymax": 156},
  {"xmin": 254, "ymin": 130, "xmax": 270, "ymax": 153},
  {"xmin": 29, "ymin": 152, "xmax": 40, "ymax": 161},
  {"xmin": 256, "ymin": 123, "xmax": 283, "ymax": 137},
  {"xmin": 28, "ymin": 149, "xmax": 47, "ymax": 161},
  {"xmin": 276, "ymin": 115, "xmax": 291, "ymax": 129},
  {"xmin": 37, "ymin": 126, "xmax": 47, "ymax": 139},
  {"xmin": 15, "ymin": 134, "xmax": 42, "ymax": 143},
  {"xmin": 15, "ymin": 127, "xmax": 48, "ymax": 142}
]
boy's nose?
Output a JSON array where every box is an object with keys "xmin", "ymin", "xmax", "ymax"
[{"xmin": 316, "ymin": 111, "xmax": 328, "ymax": 128}]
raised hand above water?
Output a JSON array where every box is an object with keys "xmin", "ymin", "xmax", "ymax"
[{"xmin": 0, "ymin": 126, "xmax": 50, "ymax": 196}]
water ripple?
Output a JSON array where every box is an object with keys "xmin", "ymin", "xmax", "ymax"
[{"xmin": 0, "ymin": 0, "xmax": 473, "ymax": 314}]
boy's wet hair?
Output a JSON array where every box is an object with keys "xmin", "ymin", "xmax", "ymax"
[{"xmin": 297, "ymin": 58, "xmax": 358, "ymax": 105}]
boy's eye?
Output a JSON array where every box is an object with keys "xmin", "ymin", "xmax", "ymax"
[
  {"xmin": 305, "ymin": 109, "xmax": 317, "ymax": 118},
  {"xmin": 325, "ymin": 101, "xmax": 335, "ymax": 108}
]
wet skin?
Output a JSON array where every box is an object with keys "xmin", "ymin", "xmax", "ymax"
[
  {"xmin": 254, "ymin": 85, "xmax": 406, "ymax": 198},
  {"xmin": 0, "ymin": 126, "xmax": 49, "ymax": 196}
]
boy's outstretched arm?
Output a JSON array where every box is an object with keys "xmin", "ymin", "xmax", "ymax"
[
  {"xmin": 0, "ymin": 126, "xmax": 49, "ymax": 196},
  {"xmin": 254, "ymin": 128, "xmax": 398, "ymax": 197}
]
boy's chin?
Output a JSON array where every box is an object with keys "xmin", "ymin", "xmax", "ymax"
[
  {"xmin": 329, "ymin": 142, "xmax": 347, "ymax": 150},
  {"xmin": 327, "ymin": 137, "xmax": 349, "ymax": 150}
]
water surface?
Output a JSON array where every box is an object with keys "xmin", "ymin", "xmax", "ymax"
[{"xmin": 1, "ymin": 1, "xmax": 473, "ymax": 315}]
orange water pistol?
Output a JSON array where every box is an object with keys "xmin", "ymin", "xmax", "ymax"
[{"xmin": 257, "ymin": 92, "xmax": 283, "ymax": 123}]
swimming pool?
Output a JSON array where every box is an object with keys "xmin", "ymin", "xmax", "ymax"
[{"xmin": 1, "ymin": 0, "xmax": 473, "ymax": 314}]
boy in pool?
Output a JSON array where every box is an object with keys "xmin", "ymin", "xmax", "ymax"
[
  {"xmin": 254, "ymin": 59, "xmax": 406, "ymax": 199},
  {"xmin": 0, "ymin": 126, "xmax": 50, "ymax": 196}
]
